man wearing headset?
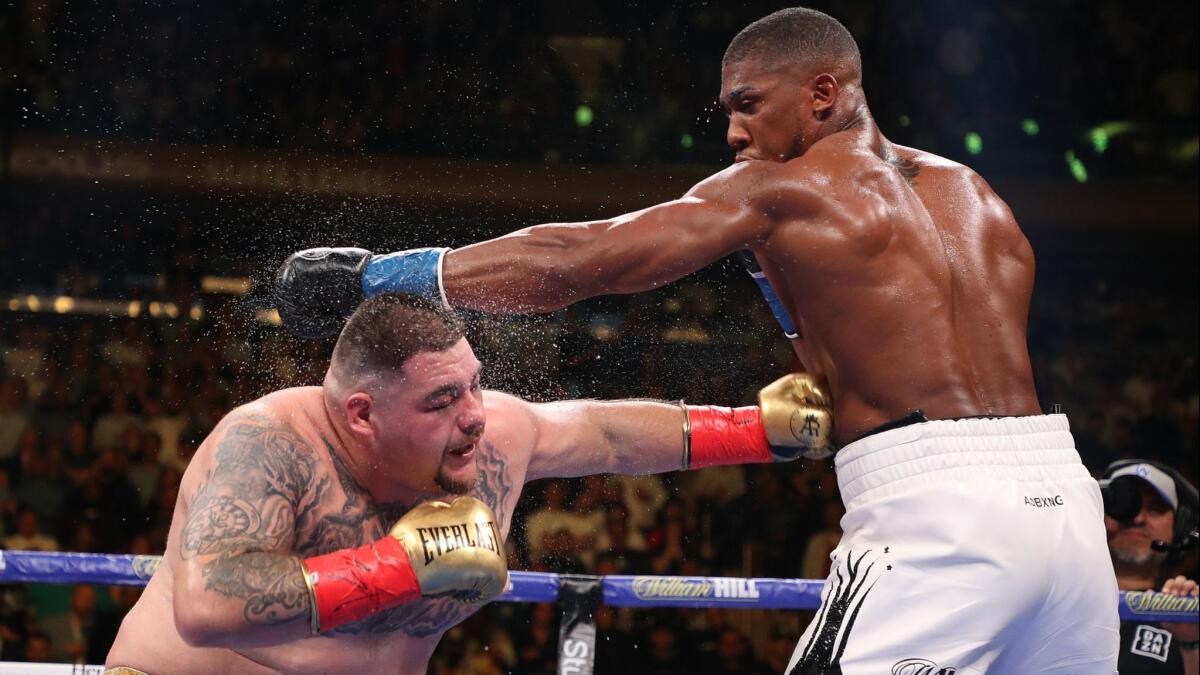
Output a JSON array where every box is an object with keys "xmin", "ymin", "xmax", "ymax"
[{"xmin": 1103, "ymin": 460, "xmax": 1199, "ymax": 675}]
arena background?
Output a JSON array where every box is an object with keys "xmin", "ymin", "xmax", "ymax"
[{"xmin": 0, "ymin": 1, "xmax": 1197, "ymax": 671}]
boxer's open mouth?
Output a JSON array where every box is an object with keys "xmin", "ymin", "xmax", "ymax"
[{"xmin": 447, "ymin": 442, "xmax": 476, "ymax": 458}]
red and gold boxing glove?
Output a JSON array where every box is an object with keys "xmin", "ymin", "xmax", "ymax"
[
  {"xmin": 300, "ymin": 496, "xmax": 507, "ymax": 633},
  {"xmin": 683, "ymin": 373, "xmax": 835, "ymax": 469}
]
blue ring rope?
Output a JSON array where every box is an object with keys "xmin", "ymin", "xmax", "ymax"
[{"xmin": 0, "ymin": 550, "xmax": 1193, "ymax": 623}]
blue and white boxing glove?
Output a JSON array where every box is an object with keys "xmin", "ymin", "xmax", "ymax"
[{"xmin": 274, "ymin": 247, "xmax": 449, "ymax": 339}]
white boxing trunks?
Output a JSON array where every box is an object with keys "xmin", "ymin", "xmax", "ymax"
[{"xmin": 787, "ymin": 414, "xmax": 1119, "ymax": 675}]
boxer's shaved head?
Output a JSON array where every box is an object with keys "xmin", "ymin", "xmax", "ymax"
[
  {"xmin": 723, "ymin": 7, "xmax": 861, "ymax": 82},
  {"xmin": 328, "ymin": 292, "xmax": 466, "ymax": 390}
]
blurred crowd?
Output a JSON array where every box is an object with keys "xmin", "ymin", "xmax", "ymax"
[{"xmin": 5, "ymin": 0, "xmax": 1197, "ymax": 175}]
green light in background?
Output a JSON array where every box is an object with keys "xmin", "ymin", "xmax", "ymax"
[
  {"xmin": 898, "ymin": 115, "xmax": 911, "ymax": 127},
  {"xmin": 1065, "ymin": 150, "xmax": 1089, "ymax": 183},
  {"xmin": 680, "ymin": 133, "xmax": 694, "ymax": 149},
  {"xmin": 574, "ymin": 105, "xmax": 594, "ymax": 127},
  {"xmin": 1021, "ymin": 119, "xmax": 1039, "ymax": 136},
  {"xmin": 964, "ymin": 132, "xmax": 983, "ymax": 155},
  {"xmin": 1089, "ymin": 128, "xmax": 1109, "ymax": 154}
]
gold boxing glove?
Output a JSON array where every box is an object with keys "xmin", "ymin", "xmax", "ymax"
[
  {"xmin": 303, "ymin": 495, "xmax": 508, "ymax": 633},
  {"xmin": 389, "ymin": 496, "xmax": 509, "ymax": 603},
  {"xmin": 757, "ymin": 373, "xmax": 836, "ymax": 460}
]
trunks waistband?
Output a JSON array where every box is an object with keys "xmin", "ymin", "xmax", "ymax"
[{"xmin": 835, "ymin": 413, "xmax": 1086, "ymax": 508}]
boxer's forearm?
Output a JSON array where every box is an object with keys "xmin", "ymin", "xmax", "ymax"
[
  {"xmin": 526, "ymin": 399, "xmax": 687, "ymax": 480},
  {"xmin": 444, "ymin": 195, "xmax": 758, "ymax": 313},
  {"xmin": 175, "ymin": 552, "xmax": 312, "ymax": 648},
  {"xmin": 584, "ymin": 400, "xmax": 690, "ymax": 475}
]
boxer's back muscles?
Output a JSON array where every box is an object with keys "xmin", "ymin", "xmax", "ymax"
[
  {"xmin": 755, "ymin": 135, "xmax": 1041, "ymax": 440},
  {"xmin": 107, "ymin": 387, "xmax": 527, "ymax": 675}
]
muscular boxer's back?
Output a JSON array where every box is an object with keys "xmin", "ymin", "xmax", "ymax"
[
  {"xmin": 760, "ymin": 133, "xmax": 1040, "ymax": 442},
  {"xmin": 108, "ymin": 386, "xmax": 527, "ymax": 674}
]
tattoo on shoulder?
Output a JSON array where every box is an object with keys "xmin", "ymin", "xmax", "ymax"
[
  {"xmin": 294, "ymin": 439, "xmax": 393, "ymax": 557},
  {"xmin": 471, "ymin": 440, "xmax": 514, "ymax": 528},
  {"xmin": 875, "ymin": 141, "xmax": 920, "ymax": 185},
  {"xmin": 179, "ymin": 412, "xmax": 319, "ymax": 626}
]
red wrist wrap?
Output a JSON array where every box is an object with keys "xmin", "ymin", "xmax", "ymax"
[
  {"xmin": 686, "ymin": 405, "xmax": 772, "ymax": 469},
  {"xmin": 303, "ymin": 535, "xmax": 422, "ymax": 632}
]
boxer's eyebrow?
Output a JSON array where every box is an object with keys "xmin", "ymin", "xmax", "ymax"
[
  {"xmin": 425, "ymin": 367, "xmax": 482, "ymax": 404},
  {"xmin": 721, "ymin": 86, "xmax": 758, "ymax": 113},
  {"xmin": 425, "ymin": 384, "xmax": 460, "ymax": 404}
]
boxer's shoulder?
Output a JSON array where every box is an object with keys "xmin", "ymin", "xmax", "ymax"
[{"xmin": 480, "ymin": 389, "xmax": 540, "ymax": 446}]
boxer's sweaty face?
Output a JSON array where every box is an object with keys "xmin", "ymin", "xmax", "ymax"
[
  {"xmin": 721, "ymin": 59, "xmax": 809, "ymax": 163},
  {"xmin": 374, "ymin": 339, "xmax": 485, "ymax": 497}
]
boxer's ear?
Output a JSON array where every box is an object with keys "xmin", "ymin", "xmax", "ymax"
[
  {"xmin": 345, "ymin": 392, "xmax": 375, "ymax": 438},
  {"xmin": 811, "ymin": 73, "xmax": 839, "ymax": 118}
]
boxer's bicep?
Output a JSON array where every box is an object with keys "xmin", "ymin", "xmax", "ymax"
[
  {"xmin": 173, "ymin": 411, "xmax": 317, "ymax": 646},
  {"xmin": 525, "ymin": 400, "xmax": 687, "ymax": 481}
]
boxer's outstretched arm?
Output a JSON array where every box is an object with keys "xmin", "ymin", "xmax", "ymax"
[
  {"xmin": 173, "ymin": 411, "xmax": 317, "ymax": 648},
  {"xmin": 444, "ymin": 162, "xmax": 794, "ymax": 313},
  {"xmin": 520, "ymin": 396, "xmax": 688, "ymax": 481}
]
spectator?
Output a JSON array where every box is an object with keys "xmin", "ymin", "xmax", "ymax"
[
  {"xmin": 0, "ymin": 378, "xmax": 31, "ymax": 471},
  {"xmin": 125, "ymin": 430, "xmax": 162, "ymax": 507},
  {"xmin": 699, "ymin": 627, "xmax": 771, "ymax": 675},
  {"xmin": 12, "ymin": 445, "xmax": 68, "ymax": 529},
  {"xmin": 616, "ymin": 472, "xmax": 668, "ymax": 536},
  {"xmin": 40, "ymin": 584, "xmax": 96, "ymax": 664},
  {"xmin": 24, "ymin": 632, "xmax": 53, "ymax": 663},
  {"xmin": 91, "ymin": 392, "xmax": 142, "ymax": 451},
  {"xmin": 87, "ymin": 585, "xmax": 142, "ymax": 664},
  {"xmin": 3, "ymin": 509, "xmax": 59, "ymax": 551},
  {"xmin": 1103, "ymin": 462, "xmax": 1198, "ymax": 673},
  {"xmin": 525, "ymin": 482, "xmax": 594, "ymax": 564},
  {"xmin": 143, "ymin": 394, "xmax": 189, "ymax": 473}
]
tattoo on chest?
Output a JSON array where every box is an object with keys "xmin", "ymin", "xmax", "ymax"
[
  {"xmin": 326, "ymin": 439, "xmax": 515, "ymax": 638},
  {"xmin": 293, "ymin": 440, "xmax": 391, "ymax": 557}
]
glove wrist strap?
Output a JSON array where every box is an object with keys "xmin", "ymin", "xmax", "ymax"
[
  {"xmin": 302, "ymin": 535, "xmax": 422, "ymax": 633},
  {"xmin": 685, "ymin": 405, "xmax": 773, "ymax": 469},
  {"xmin": 362, "ymin": 248, "xmax": 451, "ymax": 308}
]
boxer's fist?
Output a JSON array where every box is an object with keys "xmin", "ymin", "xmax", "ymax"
[
  {"xmin": 758, "ymin": 373, "xmax": 836, "ymax": 460},
  {"xmin": 389, "ymin": 496, "xmax": 508, "ymax": 603},
  {"xmin": 275, "ymin": 246, "xmax": 450, "ymax": 339},
  {"xmin": 275, "ymin": 247, "xmax": 372, "ymax": 339}
]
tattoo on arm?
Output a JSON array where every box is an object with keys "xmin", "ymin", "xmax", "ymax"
[{"xmin": 179, "ymin": 413, "xmax": 318, "ymax": 626}]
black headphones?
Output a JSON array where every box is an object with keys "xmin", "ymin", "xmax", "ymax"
[{"xmin": 1100, "ymin": 459, "xmax": 1199, "ymax": 556}]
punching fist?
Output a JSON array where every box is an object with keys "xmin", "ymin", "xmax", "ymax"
[
  {"xmin": 683, "ymin": 372, "xmax": 836, "ymax": 469},
  {"xmin": 275, "ymin": 246, "xmax": 449, "ymax": 339},
  {"xmin": 302, "ymin": 496, "xmax": 508, "ymax": 633},
  {"xmin": 757, "ymin": 373, "xmax": 835, "ymax": 460},
  {"xmin": 388, "ymin": 497, "xmax": 508, "ymax": 603}
]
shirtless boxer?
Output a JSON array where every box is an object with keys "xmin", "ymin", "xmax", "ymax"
[
  {"xmin": 274, "ymin": 8, "xmax": 1119, "ymax": 673},
  {"xmin": 105, "ymin": 292, "xmax": 829, "ymax": 674}
]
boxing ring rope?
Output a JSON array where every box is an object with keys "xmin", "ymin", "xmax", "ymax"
[{"xmin": 1, "ymin": 549, "xmax": 1195, "ymax": 673}]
